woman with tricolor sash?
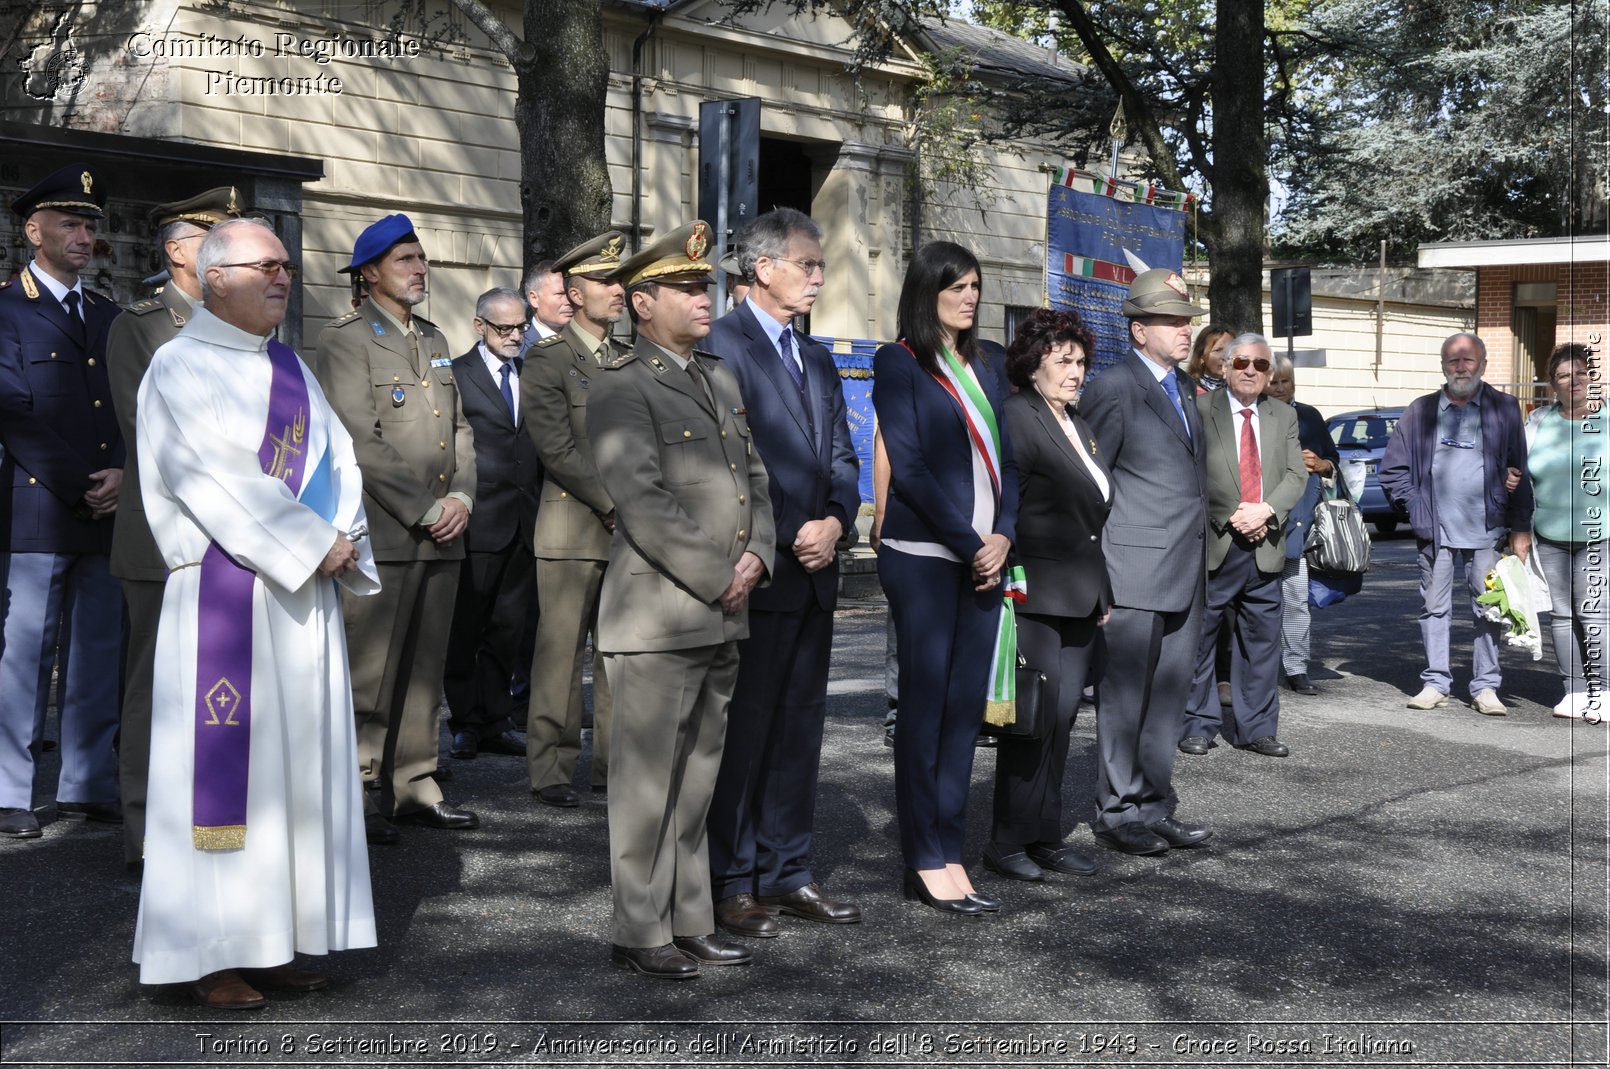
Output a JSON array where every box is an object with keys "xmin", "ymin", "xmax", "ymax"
[{"xmin": 873, "ymin": 241, "xmax": 1018, "ymax": 916}]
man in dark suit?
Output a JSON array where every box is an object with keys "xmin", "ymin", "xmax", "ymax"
[
  {"xmin": 0, "ymin": 164, "xmax": 125, "ymax": 839},
  {"xmin": 523, "ymin": 231, "xmax": 626, "ymax": 807},
  {"xmin": 106, "ymin": 186, "xmax": 243, "ymax": 866},
  {"xmin": 1078, "ymin": 268, "xmax": 1213, "ymax": 857},
  {"xmin": 444, "ymin": 287, "xmax": 541, "ymax": 760},
  {"xmin": 588, "ymin": 221, "xmax": 775, "ymax": 979},
  {"xmin": 1180, "ymin": 334, "xmax": 1306, "ymax": 759},
  {"xmin": 702, "ymin": 208, "xmax": 861, "ymax": 937}
]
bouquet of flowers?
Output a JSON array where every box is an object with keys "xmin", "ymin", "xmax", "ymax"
[{"xmin": 1476, "ymin": 553, "xmax": 1542, "ymax": 660}]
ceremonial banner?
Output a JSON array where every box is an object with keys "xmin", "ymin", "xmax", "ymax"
[{"xmin": 1046, "ymin": 167, "xmax": 1193, "ymax": 376}]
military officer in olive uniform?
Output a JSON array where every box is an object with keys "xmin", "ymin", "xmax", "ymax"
[
  {"xmin": 522, "ymin": 230, "xmax": 627, "ymax": 807},
  {"xmin": 314, "ymin": 214, "xmax": 479, "ymax": 842},
  {"xmin": 106, "ymin": 186, "xmax": 242, "ymax": 867},
  {"xmin": 588, "ymin": 221, "xmax": 775, "ymax": 979},
  {"xmin": 0, "ymin": 164, "xmax": 125, "ymax": 840}
]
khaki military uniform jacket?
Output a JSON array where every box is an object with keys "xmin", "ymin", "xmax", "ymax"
[
  {"xmin": 314, "ymin": 298, "xmax": 476, "ymax": 562},
  {"xmin": 587, "ymin": 339, "xmax": 775, "ymax": 654},
  {"xmin": 106, "ymin": 285, "xmax": 192, "ymax": 582},
  {"xmin": 522, "ymin": 321, "xmax": 615, "ymax": 561}
]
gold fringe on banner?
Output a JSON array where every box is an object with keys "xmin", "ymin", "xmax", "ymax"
[{"xmin": 984, "ymin": 698, "xmax": 1017, "ymax": 728}]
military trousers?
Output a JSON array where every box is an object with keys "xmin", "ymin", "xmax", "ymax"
[
  {"xmin": 526, "ymin": 557, "xmax": 611, "ymax": 790},
  {"xmin": 346, "ymin": 558, "xmax": 458, "ymax": 817},
  {"xmin": 604, "ymin": 642, "xmax": 735, "ymax": 948},
  {"xmin": 119, "ymin": 577, "xmax": 165, "ymax": 863}
]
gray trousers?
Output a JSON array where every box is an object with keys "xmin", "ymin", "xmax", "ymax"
[
  {"xmin": 119, "ymin": 578, "xmax": 165, "ymax": 863},
  {"xmin": 1279, "ymin": 555, "xmax": 1311, "ymax": 677},
  {"xmin": 1094, "ymin": 595, "xmax": 1201, "ymax": 832},
  {"xmin": 1535, "ymin": 538, "xmax": 1610, "ymax": 703},
  {"xmin": 1417, "ymin": 541, "xmax": 1502, "ymax": 697}
]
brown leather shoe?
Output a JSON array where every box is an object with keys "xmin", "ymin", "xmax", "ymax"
[
  {"xmin": 715, "ymin": 893, "xmax": 780, "ymax": 938},
  {"xmin": 238, "ymin": 964, "xmax": 328, "ymax": 992},
  {"xmin": 610, "ymin": 943, "xmax": 700, "ymax": 979},
  {"xmin": 189, "ymin": 970, "xmax": 266, "ymax": 1010},
  {"xmin": 757, "ymin": 882, "xmax": 862, "ymax": 924}
]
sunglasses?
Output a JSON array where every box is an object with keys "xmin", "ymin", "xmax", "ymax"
[{"xmin": 1231, "ymin": 356, "xmax": 1271, "ymax": 372}]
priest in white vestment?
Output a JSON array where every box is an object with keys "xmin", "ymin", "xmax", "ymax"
[{"xmin": 131, "ymin": 218, "xmax": 380, "ymax": 1010}]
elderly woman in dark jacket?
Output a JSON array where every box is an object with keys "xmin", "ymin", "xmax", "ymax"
[{"xmin": 984, "ymin": 309, "xmax": 1112, "ymax": 884}]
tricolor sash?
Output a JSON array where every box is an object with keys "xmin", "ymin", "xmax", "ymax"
[
  {"xmin": 925, "ymin": 345, "xmax": 1003, "ymax": 501},
  {"xmin": 191, "ymin": 340, "xmax": 312, "ymax": 850},
  {"xmin": 985, "ymin": 565, "xmax": 1028, "ymax": 726}
]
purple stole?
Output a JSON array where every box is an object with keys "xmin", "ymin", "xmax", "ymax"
[{"xmin": 191, "ymin": 340, "xmax": 310, "ymax": 850}]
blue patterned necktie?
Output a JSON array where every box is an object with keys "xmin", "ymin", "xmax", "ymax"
[
  {"xmin": 1160, "ymin": 371, "xmax": 1191, "ymax": 438},
  {"xmin": 779, "ymin": 326, "xmax": 804, "ymax": 391},
  {"xmin": 499, "ymin": 361, "xmax": 515, "ymax": 420}
]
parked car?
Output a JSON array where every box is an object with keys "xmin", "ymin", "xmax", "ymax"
[{"xmin": 1327, "ymin": 408, "xmax": 1405, "ymax": 535}]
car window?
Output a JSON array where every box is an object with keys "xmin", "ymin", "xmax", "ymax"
[{"xmin": 1328, "ymin": 415, "xmax": 1398, "ymax": 450}]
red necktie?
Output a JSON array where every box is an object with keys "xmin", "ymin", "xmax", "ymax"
[{"xmin": 1239, "ymin": 408, "xmax": 1262, "ymax": 503}]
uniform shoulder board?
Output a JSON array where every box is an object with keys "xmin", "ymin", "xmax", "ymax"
[
  {"xmin": 534, "ymin": 334, "xmax": 565, "ymax": 348},
  {"xmin": 0, "ymin": 279, "xmax": 11, "ymax": 291},
  {"xmin": 83, "ymin": 287, "xmax": 115, "ymax": 306},
  {"xmin": 128, "ymin": 298, "xmax": 164, "ymax": 315},
  {"xmin": 601, "ymin": 350, "xmax": 636, "ymax": 371},
  {"xmin": 412, "ymin": 314, "xmax": 439, "ymax": 334},
  {"xmin": 692, "ymin": 347, "xmax": 721, "ymax": 362},
  {"xmin": 330, "ymin": 310, "xmax": 363, "ymax": 327}
]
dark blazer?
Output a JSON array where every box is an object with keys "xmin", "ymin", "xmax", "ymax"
[
  {"xmin": 1003, "ymin": 390, "xmax": 1112, "ymax": 619},
  {"xmin": 0, "ymin": 264, "xmax": 123, "ymax": 554},
  {"xmin": 704, "ymin": 302, "xmax": 859, "ymax": 612},
  {"xmin": 872, "ymin": 340, "xmax": 1018, "ymax": 559},
  {"xmin": 1079, "ymin": 351, "xmax": 1207, "ymax": 612},
  {"xmin": 1196, "ymin": 389, "xmax": 1307, "ymax": 573},
  {"xmin": 452, "ymin": 346, "xmax": 541, "ymax": 553}
]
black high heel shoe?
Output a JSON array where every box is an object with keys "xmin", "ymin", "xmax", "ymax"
[
  {"xmin": 965, "ymin": 889, "xmax": 1001, "ymax": 912},
  {"xmin": 902, "ymin": 869, "xmax": 983, "ymax": 916}
]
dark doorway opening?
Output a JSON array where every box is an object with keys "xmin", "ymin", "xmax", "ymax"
[{"xmin": 757, "ymin": 137, "xmax": 818, "ymax": 216}]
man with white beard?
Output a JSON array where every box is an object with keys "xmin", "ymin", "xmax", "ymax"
[
  {"xmin": 1380, "ymin": 332, "xmax": 1533, "ymax": 716},
  {"xmin": 131, "ymin": 217, "xmax": 379, "ymax": 1009}
]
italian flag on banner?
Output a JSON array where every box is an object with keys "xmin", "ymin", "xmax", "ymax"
[
  {"xmin": 1049, "ymin": 165, "xmax": 1194, "ymax": 210},
  {"xmin": 984, "ymin": 565, "xmax": 1029, "ymax": 728}
]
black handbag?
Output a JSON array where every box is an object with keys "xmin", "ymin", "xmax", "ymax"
[{"xmin": 979, "ymin": 653, "xmax": 1049, "ymax": 741}]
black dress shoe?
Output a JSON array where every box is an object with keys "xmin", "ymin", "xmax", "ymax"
[
  {"xmin": 533, "ymin": 784, "xmax": 580, "ymax": 808},
  {"xmin": 672, "ymin": 933, "xmax": 753, "ymax": 966},
  {"xmin": 981, "ymin": 845, "xmax": 1045, "ymax": 882},
  {"xmin": 901, "ymin": 869, "xmax": 983, "ymax": 916},
  {"xmin": 965, "ymin": 889, "xmax": 1001, "ymax": 912},
  {"xmin": 1092, "ymin": 823, "xmax": 1169, "ymax": 856},
  {"xmin": 715, "ymin": 893, "xmax": 780, "ymax": 938},
  {"xmin": 1286, "ymin": 674, "xmax": 1320, "ymax": 696},
  {"xmin": 449, "ymin": 732, "xmax": 478, "ymax": 760},
  {"xmin": 478, "ymin": 730, "xmax": 526, "ymax": 757},
  {"xmin": 397, "ymin": 802, "xmax": 479, "ymax": 830},
  {"xmin": 56, "ymin": 800, "xmax": 123, "ymax": 823},
  {"xmin": 1025, "ymin": 842, "xmax": 1098, "ymax": 876},
  {"xmin": 757, "ymin": 882, "xmax": 862, "ymax": 923},
  {"xmin": 0, "ymin": 807, "xmax": 42, "ymax": 839},
  {"xmin": 1178, "ymin": 735, "xmax": 1212, "ymax": 756},
  {"xmin": 1149, "ymin": 816, "xmax": 1212, "ymax": 848},
  {"xmin": 1240, "ymin": 736, "xmax": 1290, "ymax": 757},
  {"xmin": 365, "ymin": 813, "xmax": 400, "ymax": 845},
  {"xmin": 611, "ymin": 943, "xmax": 700, "ymax": 979}
]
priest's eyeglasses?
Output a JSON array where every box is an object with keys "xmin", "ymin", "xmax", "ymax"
[{"xmin": 219, "ymin": 259, "xmax": 299, "ymax": 279}]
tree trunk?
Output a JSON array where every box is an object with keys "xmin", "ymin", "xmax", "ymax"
[
  {"xmin": 516, "ymin": 0, "xmax": 613, "ymax": 269},
  {"xmin": 1206, "ymin": 0, "xmax": 1267, "ymax": 333}
]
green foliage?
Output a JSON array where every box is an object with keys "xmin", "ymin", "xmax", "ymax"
[{"xmin": 1275, "ymin": 0, "xmax": 1609, "ymax": 259}]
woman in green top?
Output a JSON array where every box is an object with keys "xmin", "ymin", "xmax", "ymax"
[{"xmin": 1526, "ymin": 343, "xmax": 1608, "ymax": 722}]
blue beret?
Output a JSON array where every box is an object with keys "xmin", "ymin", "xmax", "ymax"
[
  {"xmin": 11, "ymin": 163, "xmax": 105, "ymax": 219},
  {"xmin": 340, "ymin": 213, "xmax": 419, "ymax": 274}
]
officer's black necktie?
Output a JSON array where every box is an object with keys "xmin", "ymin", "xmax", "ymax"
[
  {"xmin": 499, "ymin": 361, "xmax": 516, "ymax": 421},
  {"xmin": 61, "ymin": 291, "xmax": 85, "ymax": 344}
]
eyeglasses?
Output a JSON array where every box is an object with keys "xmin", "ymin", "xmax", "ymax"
[
  {"xmin": 218, "ymin": 260, "xmax": 299, "ymax": 279},
  {"xmin": 773, "ymin": 257, "xmax": 828, "ymax": 278},
  {"xmin": 1231, "ymin": 356, "xmax": 1271, "ymax": 372},
  {"xmin": 478, "ymin": 319, "xmax": 526, "ymax": 337}
]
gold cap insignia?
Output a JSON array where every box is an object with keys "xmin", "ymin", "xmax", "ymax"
[
  {"xmin": 685, "ymin": 223, "xmax": 710, "ymax": 262},
  {"xmin": 81, "ymin": 171, "xmax": 93, "ymax": 195}
]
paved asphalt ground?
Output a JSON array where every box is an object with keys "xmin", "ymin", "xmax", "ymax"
[{"xmin": 1, "ymin": 535, "xmax": 1606, "ymax": 1068}]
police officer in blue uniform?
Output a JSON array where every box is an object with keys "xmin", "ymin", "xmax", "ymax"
[{"xmin": 0, "ymin": 163, "xmax": 126, "ymax": 839}]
